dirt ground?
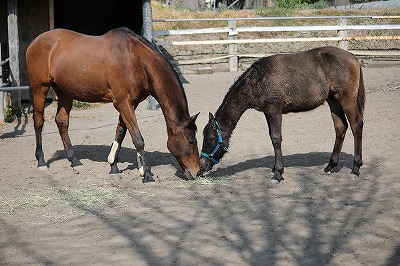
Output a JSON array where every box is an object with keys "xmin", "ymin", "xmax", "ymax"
[{"xmin": 0, "ymin": 62, "xmax": 399, "ymax": 265}]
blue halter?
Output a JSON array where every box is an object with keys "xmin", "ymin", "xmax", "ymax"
[{"xmin": 201, "ymin": 120, "xmax": 228, "ymax": 166}]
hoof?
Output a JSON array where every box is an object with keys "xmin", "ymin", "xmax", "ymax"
[
  {"xmin": 351, "ymin": 169, "xmax": 360, "ymax": 176},
  {"xmin": 109, "ymin": 164, "xmax": 120, "ymax": 175},
  {"xmin": 324, "ymin": 164, "xmax": 336, "ymax": 174},
  {"xmin": 326, "ymin": 170, "xmax": 332, "ymax": 175},
  {"xmin": 271, "ymin": 172, "xmax": 283, "ymax": 183},
  {"xmin": 72, "ymin": 164, "xmax": 85, "ymax": 174},
  {"xmin": 143, "ymin": 176, "xmax": 157, "ymax": 183},
  {"xmin": 270, "ymin": 178, "xmax": 280, "ymax": 184},
  {"xmin": 143, "ymin": 171, "xmax": 156, "ymax": 183},
  {"xmin": 37, "ymin": 165, "xmax": 48, "ymax": 171}
]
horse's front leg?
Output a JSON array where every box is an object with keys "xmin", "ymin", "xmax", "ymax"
[
  {"xmin": 115, "ymin": 102, "xmax": 155, "ymax": 183},
  {"xmin": 264, "ymin": 110, "xmax": 284, "ymax": 183},
  {"xmin": 55, "ymin": 92, "xmax": 83, "ymax": 172},
  {"xmin": 108, "ymin": 115, "xmax": 127, "ymax": 175}
]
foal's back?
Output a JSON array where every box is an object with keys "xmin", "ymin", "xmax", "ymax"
[{"xmin": 252, "ymin": 46, "xmax": 361, "ymax": 113}]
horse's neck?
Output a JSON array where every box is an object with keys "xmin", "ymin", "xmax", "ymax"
[
  {"xmin": 152, "ymin": 69, "xmax": 190, "ymax": 126},
  {"xmin": 215, "ymin": 87, "xmax": 250, "ymax": 144}
]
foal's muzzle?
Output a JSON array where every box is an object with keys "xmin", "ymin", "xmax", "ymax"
[{"xmin": 199, "ymin": 156, "xmax": 213, "ymax": 173}]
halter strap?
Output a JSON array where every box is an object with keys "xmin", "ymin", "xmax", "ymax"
[{"xmin": 201, "ymin": 120, "xmax": 228, "ymax": 166}]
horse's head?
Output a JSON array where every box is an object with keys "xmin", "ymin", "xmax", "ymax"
[
  {"xmin": 167, "ymin": 113, "xmax": 201, "ymax": 180},
  {"xmin": 199, "ymin": 113, "xmax": 228, "ymax": 174}
]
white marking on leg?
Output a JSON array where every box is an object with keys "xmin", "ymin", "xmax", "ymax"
[
  {"xmin": 137, "ymin": 152, "xmax": 145, "ymax": 176},
  {"xmin": 139, "ymin": 166, "xmax": 145, "ymax": 177},
  {"xmin": 107, "ymin": 141, "xmax": 119, "ymax": 164}
]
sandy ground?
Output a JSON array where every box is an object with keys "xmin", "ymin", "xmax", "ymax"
[{"xmin": 0, "ymin": 62, "xmax": 399, "ymax": 265}]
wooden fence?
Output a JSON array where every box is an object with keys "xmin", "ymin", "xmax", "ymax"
[{"xmin": 153, "ymin": 15, "xmax": 400, "ymax": 71}]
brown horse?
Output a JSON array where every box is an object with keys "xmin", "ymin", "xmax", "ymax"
[
  {"xmin": 200, "ymin": 46, "xmax": 365, "ymax": 183},
  {"xmin": 26, "ymin": 28, "xmax": 200, "ymax": 182}
]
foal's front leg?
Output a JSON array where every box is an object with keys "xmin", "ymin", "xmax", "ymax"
[{"xmin": 264, "ymin": 111, "xmax": 284, "ymax": 183}]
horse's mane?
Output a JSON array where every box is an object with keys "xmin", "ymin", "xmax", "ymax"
[{"xmin": 113, "ymin": 28, "xmax": 189, "ymax": 111}]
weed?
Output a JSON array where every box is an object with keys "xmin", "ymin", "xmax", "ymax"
[
  {"xmin": 4, "ymin": 104, "xmax": 25, "ymax": 123},
  {"xmin": 72, "ymin": 100, "xmax": 91, "ymax": 110}
]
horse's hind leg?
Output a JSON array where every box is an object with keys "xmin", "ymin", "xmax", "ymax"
[
  {"xmin": 115, "ymin": 102, "xmax": 155, "ymax": 183},
  {"xmin": 32, "ymin": 85, "xmax": 50, "ymax": 169},
  {"xmin": 54, "ymin": 90, "xmax": 83, "ymax": 171},
  {"xmin": 108, "ymin": 115, "xmax": 127, "ymax": 174},
  {"xmin": 325, "ymin": 96, "xmax": 348, "ymax": 173}
]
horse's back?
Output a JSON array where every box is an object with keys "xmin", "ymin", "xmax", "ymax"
[
  {"xmin": 26, "ymin": 29, "xmax": 105, "ymax": 81},
  {"xmin": 26, "ymin": 28, "xmax": 144, "ymax": 102}
]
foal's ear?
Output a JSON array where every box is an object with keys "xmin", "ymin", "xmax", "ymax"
[
  {"xmin": 208, "ymin": 112, "xmax": 217, "ymax": 130},
  {"xmin": 208, "ymin": 112, "xmax": 215, "ymax": 121}
]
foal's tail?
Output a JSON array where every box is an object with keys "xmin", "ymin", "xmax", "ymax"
[{"xmin": 357, "ymin": 66, "xmax": 366, "ymax": 119}]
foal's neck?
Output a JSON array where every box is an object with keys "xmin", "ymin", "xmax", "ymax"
[{"xmin": 214, "ymin": 83, "xmax": 251, "ymax": 145}]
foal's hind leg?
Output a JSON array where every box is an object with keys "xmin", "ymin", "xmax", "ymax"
[
  {"xmin": 108, "ymin": 115, "xmax": 127, "ymax": 174},
  {"xmin": 342, "ymin": 103, "xmax": 363, "ymax": 176},
  {"xmin": 325, "ymin": 97, "xmax": 348, "ymax": 174},
  {"xmin": 114, "ymin": 102, "xmax": 155, "ymax": 183},
  {"xmin": 54, "ymin": 90, "xmax": 83, "ymax": 171}
]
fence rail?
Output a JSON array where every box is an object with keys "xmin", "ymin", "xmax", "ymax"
[
  {"xmin": 0, "ymin": 58, "xmax": 9, "ymax": 67},
  {"xmin": 155, "ymin": 24, "xmax": 400, "ymax": 37},
  {"xmin": 153, "ymin": 15, "xmax": 400, "ymax": 71}
]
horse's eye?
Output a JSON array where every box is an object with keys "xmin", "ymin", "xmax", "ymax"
[{"xmin": 188, "ymin": 139, "xmax": 195, "ymax": 145}]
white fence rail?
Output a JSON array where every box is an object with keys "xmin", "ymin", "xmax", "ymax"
[{"xmin": 153, "ymin": 15, "xmax": 400, "ymax": 71}]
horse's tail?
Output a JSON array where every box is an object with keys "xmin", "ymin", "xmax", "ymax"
[{"xmin": 357, "ymin": 65, "xmax": 366, "ymax": 119}]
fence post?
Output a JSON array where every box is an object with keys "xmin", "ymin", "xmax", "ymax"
[
  {"xmin": 0, "ymin": 50, "xmax": 4, "ymax": 123},
  {"xmin": 143, "ymin": 0, "xmax": 160, "ymax": 110},
  {"xmin": 228, "ymin": 19, "xmax": 238, "ymax": 72},
  {"xmin": 7, "ymin": 0, "xmax": 21, "ymax": 109},
  {"xmin": 338, "ymin": 18, "xmax": 348, "ymax": 50}
]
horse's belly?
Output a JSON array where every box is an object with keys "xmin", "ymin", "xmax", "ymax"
[
  {"xmin": 50, "ymin": 48, "xmax": 115, "ymax": 102},
  {"xmin": 54, "ymin": 76, "xmax": 114, "ymax": 103}
]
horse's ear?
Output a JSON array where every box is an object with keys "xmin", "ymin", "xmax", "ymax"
[
  {"xmin": 189, "ymin": 112, "xmax": 199, "ymax": 124},
  {"xmin": 208, "ymin": 112, "xmax": 215, "ymax": 121},
  {"xmin": 191, "ymin": 112, "xmax": 200, "ymax": 122},
  {"xmin": 188, "ymin": 112, "xmax": 199, "ymax": 130}
]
